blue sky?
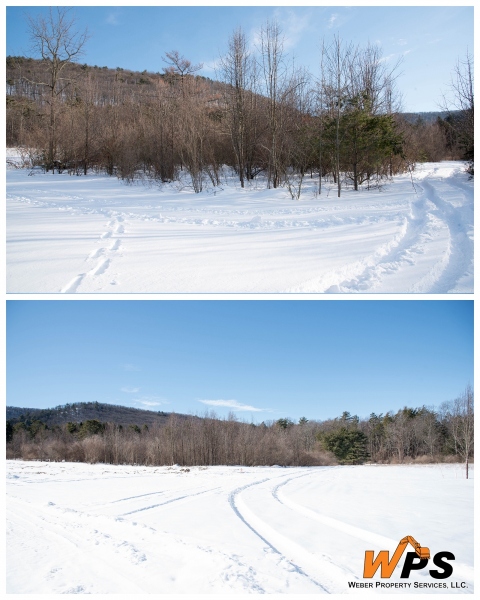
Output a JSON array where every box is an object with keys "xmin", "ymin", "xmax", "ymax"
[
  {"xmin": 7, "ymin": 300, "xmax": 473, "ymax": 423},
  {"xmin": 6, "ymin": 5, "xmax": 473, "ymax": 112}
]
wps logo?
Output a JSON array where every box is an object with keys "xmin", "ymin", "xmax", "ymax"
[{"xmin": 364, "ymin": 535, "xmax": 455, "ymax": 579}]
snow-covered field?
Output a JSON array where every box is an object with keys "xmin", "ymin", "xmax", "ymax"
[
  {"xmin": 6, "ymin": 151, "xmax": 473, "ymax": 293},
  {"xmin": 6, "ymin": 461, "xmax": 474, "ymax": 594}
]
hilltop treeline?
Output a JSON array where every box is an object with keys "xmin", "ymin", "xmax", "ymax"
[
  {"xmin": 7, "ymin": 388, "xmax": 473, "ymax": 470},
  {"xmin": 6, "ymin": 15, "xmax": 473, "ymax": 198},
  {"xmin": 6, "ymin": 401, "xmax": 174, "ymax": 427}
]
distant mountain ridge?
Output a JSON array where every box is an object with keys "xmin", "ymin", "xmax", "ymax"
[
  {"xmin": 6, "ymin": 402, "xmax": 190, "ymax": 427},
  {"xmin": 401, "ymin": 111, "xmax": 456, "ymax": 124}
]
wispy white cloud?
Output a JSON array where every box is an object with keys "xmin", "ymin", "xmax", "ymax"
[
  {"xmin": 248, "ymin": 9, "xmax": 311, "ymax": 55},
  {"xmin": 248, "ymin": 24, "xmax": 261, "ymax": 53},
  {"xmin": 275, "ymin": 9, "xmax": 311, "ymax": 51},
  {"xmin": 202, "ymin": 59, "xmax": 220, "ymax": 75},
  {"xmin": 378, "ymin": 53, "xmax": 396, "ymax": 64},
  {"xmin": 328, "ymin": 13, "xmax": 338, "ymax": 29},
  {"xmin": 121, "ymin": 387, "xmax": 140, "ymax": 394},
  {"xmin": 132, "ymin": 396, "xmax": 169, "ymax": 408},
  {"xmin": 106, "ymin": 12, "xmax": 120, "ymax": 26},
  {"xmin": 198, "ymin": 399, "xmax": 271, "ymax": 412}
]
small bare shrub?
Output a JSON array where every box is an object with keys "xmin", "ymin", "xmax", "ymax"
[
  {"xmin": 442, "ymin": 454, "xmax": 462, "ymax": 464},
  {"xmin": 81, "ymin": 436, "xmax": 105, "ymax": 464},
  {"xmin": 413, "ymin": 455, "xmax": 436, "ymax": 464},
  {"xmin": 20, "ymin": 443, "xmax": 39, "ymax": 461}
]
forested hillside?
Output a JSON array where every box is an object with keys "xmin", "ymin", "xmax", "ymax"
[
  {"xmin": 6, "ymin": 14, "xmax": 473, "ymax": 198},
  {"xmin": 6, "ymin": 401, "xmax": 173, "ymax": 427}
]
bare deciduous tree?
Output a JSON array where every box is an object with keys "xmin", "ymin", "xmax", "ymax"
[
  {"xmin": 219, "ymin": 28, "xmax": 257, "ymax": 188},
  {"xmin": 442, "ymin": 50, "xmax": 474, "ymax": 175},
  {"xmin": 259, "ymin": 20, "xmax": 285, "ymax": 189},
  {"xmin": 442, "ymin": 386, "xmax": 474, "ymax": 479},
  {"xmin": 27, "ymin": 7, "xmax": 89, "ymax": 170},
  {"xmin": 322, "ymin": 35, "xmax": 356, "ymax": 197},
  {"xmin": 162, "ymin": 50, "xmax": 203, "ymax": 98}
]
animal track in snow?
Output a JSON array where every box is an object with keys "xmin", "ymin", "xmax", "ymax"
[
  {"xmin": 61, "ymin": 217, "xmax": 125, "ymax": 292},
  {"xmin": 87, "ymin": 248, "xmax": 104, "ymax": 260},
  {"xmin": 90, "ymin": 258, "xmax": 110, "ymax": 276},
  {"xmin": 61, "ymin": 274, "xmax": 85, "ymax": 294}
]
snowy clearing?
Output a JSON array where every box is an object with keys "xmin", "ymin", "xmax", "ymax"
[
  {"xmin": 6, "ymin": 461, "xmax": 474, "ymax": 594},
  {"xmin": 6, "ymin": 151, "xmax": 473, "ymax": 293}
]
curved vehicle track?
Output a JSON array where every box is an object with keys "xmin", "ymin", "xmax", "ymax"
[
  {"xmin": 323, "ymin": 170, "xmax": 473, "ymax": 294},
  {"xmin": 229, "ymin": 469, "xmax": 355, "ymax": 593},
  {"xmin": 229, "ymin": 468, "xmax": 475, "ymax": 593},
  {"xmin": 288, "ymin": 165, "xmax": 473, "ymax": 294},
  {"xmin": 418, "ymin": 178, "xmax": 474, "ymax": 293},
  {"xmin": 324, "ymin": 191, "xmax": 435, "ymax": 293}
]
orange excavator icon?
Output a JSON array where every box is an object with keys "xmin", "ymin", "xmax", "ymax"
[
  {"xmin": 401, "ymin": 536, "xmax": 430, "ymax": 560},
  {"xmin": 364, "ymin": 536, "xmax": 430, "ymax": 578}
]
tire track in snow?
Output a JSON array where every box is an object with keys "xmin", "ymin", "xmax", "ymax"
[
  {"xmin": 322, "ymin": 190, "xmax": 438, "ymax": 293},
  {"xmin": 273, "ymin": 475, "xmax": 475, "ymax": 589},
  {"xmin": 284, "ymin": 193, "xmax": 432, "ymax": 293},
  {"xmin": 108, "ymin": 490, "xmax": 165, "ymax": 504},
  {"xmin": 269, "ymin": 472, "xmax": 367, "ymax": 584},
  {"xmin": 119, "ymin": 485, "xmax": 221, "ymax": 516},
  {"xmin": 229, "ymin": 471, "xmax": 336, "ymax": 593},
  {"xmin": 288, "ymin": 169, "xmax": 472, "ymax": 293},
  {"xmin": 418, "ymin": 179, "xmax": 473, "ymax": 293},
  {"xmin": 11, "ymin": 488, "xmax": 276, "ymax": 594},
  {"xmin": 7, "ymin": 488, "xmax": 265, "ymax": 594},
  {"xmin": 272, "ymin": 475, "xmax": 397, "ymax": 549}
]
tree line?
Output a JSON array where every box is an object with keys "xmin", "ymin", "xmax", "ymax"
[
  {"xmin": 7, "ymin": 386, "xmax": 473, "ymax": 477},
  {"xmin": 6, "ymin": 9, "xmax": 473, "ymax": 200}
]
